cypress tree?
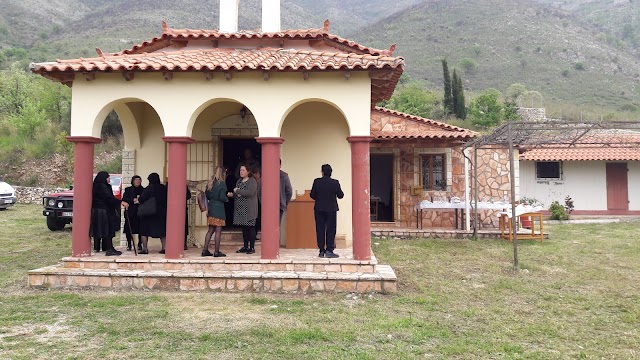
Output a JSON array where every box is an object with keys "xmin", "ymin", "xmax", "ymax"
[
  {"xmin": 456, "ymin": 74, "xmax": 466, "ymax": 119},
  {"xmin": 451, "ymin": 69, "xmax": 459, "ymax": 117},
  {"xmin": 452, "ymin": 69, "xmax": 467, "ymax": 119},
  {"xmin": 442, "ymin": 59, "xmax": 453, "ymax": 114}
]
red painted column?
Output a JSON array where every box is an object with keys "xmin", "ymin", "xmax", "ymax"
[
  {"xmin": 66, "ymin": 136, "xmax": 102, "ymax": 257},
  {"xmin": 256, "ymin": 137, "xmax": 284, "ymax": 260},
  {"xmin": 162, "ymin": 136, "xmax": 194, "ymax": 259},
  {"xmin": 348, "ymin": 136, "xmax": 373, "ymax": 260}
]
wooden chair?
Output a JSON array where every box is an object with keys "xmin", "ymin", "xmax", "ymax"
[{"xmin": 500, "ymin": 212, "xmax": 544, "ymax": 242}]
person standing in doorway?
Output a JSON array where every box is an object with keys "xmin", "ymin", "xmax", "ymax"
[
  {"xmin": 310, "ymin": 164, "xmax": 344, "ymax": 258},
  {"xmin": 203, "ymin": 166, "xmax": 228, "ymax": 257},
  {"xmin": 228, "ymin": 165, "xmax": 258, "ymax": 254},
  {"xmin": 235, "ymin": 148, "xmax": 260, "ymax": 181}
]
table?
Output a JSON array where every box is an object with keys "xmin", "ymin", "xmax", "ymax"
[
  {"xmin": 500, "ymin": 212, "xmax": 544, "ymax": 242},
  {"xmin": 415, "ymin": 201, "xmax": 511, "ymax": 230}
]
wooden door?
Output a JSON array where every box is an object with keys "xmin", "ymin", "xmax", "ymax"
[{"xmin": 606, "ymin": 163, "xmax": 629, "ymax": 211}]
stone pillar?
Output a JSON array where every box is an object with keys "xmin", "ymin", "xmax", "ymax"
[
  {"xmin": 120, "ymin": 149, "xmax": 136, "ymax": 246},
  {"xmin": 256, "ymin": 137, "xmax": 283, "ymax": 260},
  {"xmin": 162, "ymin": 137, "xmax": 194, "ymax": 259},
  {"xmin": 348, "ymin": 136, "xmax": 373, "ymax": 260},
  {"xmin": 66, "ymin": 136, "xmax": 102, "ymax": 257}
]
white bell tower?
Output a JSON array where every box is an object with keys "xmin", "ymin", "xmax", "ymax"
[
  {"xmin": 261, "ymin": 0, "xmax": 281, "ymax": 32},
  {"xmin": 219, "ymin": 0, "xmax": 240, "ymax": 33},
  {"xmin": 219, "ymin": 0, "xmax": 281, "ymax": 33}
]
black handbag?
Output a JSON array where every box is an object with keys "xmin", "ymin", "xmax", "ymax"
[{"xmin": 137, "ymin": 196, "xmax": 157, "ymax": 217}]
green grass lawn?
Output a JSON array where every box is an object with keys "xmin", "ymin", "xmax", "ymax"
[{"xmin": 1, "ymin": 204, "xmax": 638, "ymax": 359}]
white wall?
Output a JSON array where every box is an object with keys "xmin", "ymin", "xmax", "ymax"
[
  {"xmin": 70, "ymin": 72, "xmax": 372, "ymax": 138},
  {"xmin": 129, "ymin": 102, "xmax": 165, "ymax": 186},
  {"xmin": 519, "ymin": 160, "xmax": 640, "ymax": 211},
  {"xmin": 519, "ymin": 160, "xmax": 609, "ymax": 210},
  {"xmin": 281, "ymin": 102, "xmax": 352, "ymax": 244}
]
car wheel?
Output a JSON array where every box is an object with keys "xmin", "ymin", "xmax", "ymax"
[{"xmin": 46, "ymin": 215, "xmax": 65, "ymax": 231}]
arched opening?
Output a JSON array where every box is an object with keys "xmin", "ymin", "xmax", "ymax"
[
  {"xmin": 92, "ymin": 100, "xmax": 165, "ymax": 187},
  {"xmin": 188, "ymin": 100, "xmax": 260, "ymax": 241},
  {"xmin": 280, "ymin": 100, "xmax": 352, "ymax": 247}
]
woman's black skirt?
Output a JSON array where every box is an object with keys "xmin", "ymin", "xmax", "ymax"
[{"xmin": 89, "ymin": 208, "xmax": 119, "ymax": 238}]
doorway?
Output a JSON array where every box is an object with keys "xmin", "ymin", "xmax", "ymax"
[
  {"xmin": 221, "ymin": 138, "xmax": 261, "ymax": 227},
  {"xmin": 370, "ymin": 154, "xmax": 394, "ymax": 222},
  {"xmin": 606, "ymin": 162, "xmax": 629, "ymax": 211}
]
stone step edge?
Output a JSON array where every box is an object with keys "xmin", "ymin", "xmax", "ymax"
[
  {"xmin": 29, "ymin": 265, "xmax": 397, "ymax": 281},
  {"xmin": 60, "ymin": 256, "xmax": 378, "ymax": 266}
]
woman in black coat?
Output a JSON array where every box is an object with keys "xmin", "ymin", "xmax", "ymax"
[
  {"xmin": 89, "ymin": 171, "xmax": 123, "ymax": 256},
  {"xmin": 138, "ymin": 173, "xmax": 168, "ymax": 254},
  {"xmin": 122, "ymin": 175, "xmax": 144, "ymax": 251}
]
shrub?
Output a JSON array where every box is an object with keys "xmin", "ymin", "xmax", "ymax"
[
  {"xmin": 574, "ymin": 62, "xmax": 585, "ymax": 71},
  {"xmin": 564, "ymin": 195, "xmax": 574, "ymax": 214},
  {"xmin": 549, "ymin": 201, "xmax": 569, "ymax": 220},
  {"xmin": 561, "ymin": 69, "xmax": 570, "ymax": 77},
  {"xmin": 458, "ymin": 58, "xmax": 478, "ymax": 75}
]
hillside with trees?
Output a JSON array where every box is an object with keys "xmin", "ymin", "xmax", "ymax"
[
  {"xmin": 353, "ymin": 0, "xmax": 640, "ymax": 121},
  {"xmin": 1, "ymin": 0, "xmax": 639, "ymax": 185}
]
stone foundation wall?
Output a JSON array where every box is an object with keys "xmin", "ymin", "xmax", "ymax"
[{"xmin": 14, "ymin": 186, "xmax": 70, "ymax": 204}]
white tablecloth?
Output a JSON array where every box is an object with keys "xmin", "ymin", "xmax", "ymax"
[
  {"xmin": 500, "ymin": 205, "xmax": 544, "ymax": 218},
  {"xmin": 416, "ymin": 201, "xmax": 511, "ymax": 211}
]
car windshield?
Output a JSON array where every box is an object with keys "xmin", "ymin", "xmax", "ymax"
[{"xmin": 110, "ymin": 177, "xmax": 122, "ymax": 186}]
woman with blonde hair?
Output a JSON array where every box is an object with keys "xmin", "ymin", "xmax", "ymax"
[{"xmin": 203, "ymin": 166, "xmax": 228, "ymax": 257}]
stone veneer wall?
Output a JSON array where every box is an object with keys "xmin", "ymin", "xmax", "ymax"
[
  {"xmin": 370, "ymin": 144, "xmax": 516, "ymax": 229},
  {"xmin": 516, "ymin": 107, "xmax": 546, "ymax": 122},
  {"xmin": 14, "ymin": 186, "xmax": 69, "ymax": 204},
  {"xmin": 472, "ymin": 147, "xmax": 518, "ymax": 228},
  {"xmin": 372, "ymin": 141, "xmax": 467, "ymax": 228}
]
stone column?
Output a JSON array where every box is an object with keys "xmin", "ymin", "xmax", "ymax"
[
  {"xmin": 162, "ymin": 137, "xmax": 194, "ymax": 259},
  {"xmin": 348, "ymin": 136, "xmax": 373, "ymax": 260},
  {"xmin": 66, "ymin": 136, "xmax": 102, "ymax": 257},
  {"xmin": 256, "ymin": 137, "xmax": 283, "ymax": 260},
  {"xmin": 120, "ymin": 149, "xmax": 136, "ymax": 246}
]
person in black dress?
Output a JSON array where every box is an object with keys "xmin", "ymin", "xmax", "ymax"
[
  {"xmin": 90, "ymin": 171, "xmax": 123, "ymax": 256},
  {"xmin": 138, "ymin": 173, "xmax": 168, "ymax": 254},
  {"xmin": 122, "ymin": 175, "xmax": 144, "ymax": 251},
  {"xmin": 310, "ymin": 164, "xmax": 344, "ymax": 258}
]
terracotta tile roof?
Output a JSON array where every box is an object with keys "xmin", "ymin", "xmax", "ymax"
[
  {"xmin": 372, "ymin": 107, "xmax": 478, "ymax": 141},
  {"xmin": 372, "ymin": 130, "xmax": 475, "ymax": 140},
  {"xmin": 520, "ymin": 133, "xmax": 640, "ymax": 161},
  {"xmin": 117, "ymin": 21, "xmax": 395, "ymax": 56},
  {"xmin": 33, "ymin": 47, "xmax": 402, "ymax": 72},
  {"xmin": 31, "ymin": 48, "xmax": 404, "ymax": 103},
  {"xmin": 521, "ymin": 147, "xmax": 640, "ymax": 161}
]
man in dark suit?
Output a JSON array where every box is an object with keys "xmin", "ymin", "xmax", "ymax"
[{"xmin": 310, "ymin": 164, "xmax": 344, "ymax": 258}]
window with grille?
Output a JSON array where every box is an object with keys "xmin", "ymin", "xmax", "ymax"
[
  {"xmin": 535, "ymin": 161, "xmax": 562, "ymax": 180},
  {"xmin": 421, "ymin": 154, "xmax": 446, "ymax": 190}
]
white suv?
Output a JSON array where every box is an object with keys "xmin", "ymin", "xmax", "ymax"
[{"xmin": 0, "ymin": 180, "xmax": 17, "ymax": 210}]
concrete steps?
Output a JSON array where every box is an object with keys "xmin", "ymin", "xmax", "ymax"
[{"xmin": 28, "ymin": 249, "xmax": 397, "ymax": 294}]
